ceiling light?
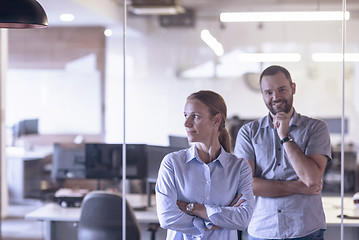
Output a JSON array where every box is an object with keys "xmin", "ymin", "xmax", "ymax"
[
  {"xmin": 129, "ymin": 5, "xmax": 185, "ymax": 15},
  {"xmin": 104, "ymin": 29, "xmax": 113, "ymax": 37},
  {"xmin": 237, "ymin": 53, "xmax": 301, "ymax": 62},
  {"xmin": 60, "ymin": 13, "xmax": 75, "ymax": 22},
  {"xmin": 312, "ymin": 53, "xmax": 359, "ymax": 62},
  {"xmin": 220, "ymin": 11, "xmax": 350, "ymax": 22},
  {"xmin": 201, "ymin": 30, "xmax": 224, "ymax": 57},
  {"xmin": 0, "ymin": 0, "xmax": 48, "ymax": 29}
]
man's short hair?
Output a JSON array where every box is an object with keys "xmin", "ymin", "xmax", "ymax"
[{"xmin": 259, "ymin": 65, "xmax": 293, "ymax": 85}]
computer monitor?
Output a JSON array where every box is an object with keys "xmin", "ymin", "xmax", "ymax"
[
  {"xmin": 51, "ymin": 143, "xmax": 86, "ymax": 180},
  {"xmin": 168, "ymin": 135, "xmax": 190, "ymax": 148},
  {"xmin": 145, "ymin": 144, "xmax": 182, "ymax": 206},
  {"xmin": 145, "ymin": 145, "xmax": 182, "ymax": 181},
  {"xmin": 84, "ymin": 143, "xmax": 147, "ymax": 180},
  {"xmin": 322, "ymin": 118, "xmax": 348, "ymax": 134},
  {"xmin": 12, "ymin": 119, "xmax": 39, "ymax": 142}
]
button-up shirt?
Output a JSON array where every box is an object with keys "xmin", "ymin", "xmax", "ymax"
[
  {"xmin": 156, "ymin": 145, "xmax": 254, "ymax": 240},
  {"xmin": 234, "ymin": 110, "xmax": 331, "ymax": 239}
]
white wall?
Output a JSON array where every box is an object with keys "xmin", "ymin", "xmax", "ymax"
[
  {"xmin": 6, "ymin": 56, "xmax": 101, "ymax": 135},
  {"xmin": 105, "ymin": 16, "xmax": 359, "ymax": 148}
]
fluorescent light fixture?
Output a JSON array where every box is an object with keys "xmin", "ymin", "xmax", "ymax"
[
  {"xmin": 312, "ymin": 53, "xmax": 359, "ymax": 62},
  {"xmin": 201, "ymin": 29, "xmax": 224, "ymax": 57},
  {"xmin": 220, "ymin": 11, "xmax": 350, "ymax": 22},
  {"xmin": 60, "ymin": 13, "xmax": 75, "ymax": 22},
  {"xmin": 237, "ymin": 53, "xmax": 301, "ymax": 62},
  {"xmin": 129, "ymin": 5, "xmax": 185, "ymax": 15}
]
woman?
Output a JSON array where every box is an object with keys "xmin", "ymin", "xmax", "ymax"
[{"xmin": 156, "ymin": 90, "xmax": 254, "ymax": 239}]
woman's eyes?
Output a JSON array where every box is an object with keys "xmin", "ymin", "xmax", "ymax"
[{"xmin": 184, "ymin": 114, "xmax": 200, "ymax": 120}]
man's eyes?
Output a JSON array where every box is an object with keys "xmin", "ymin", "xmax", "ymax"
[{"xmin": 264, "ymin": 88, "xmax": 287, "ymax": 95}]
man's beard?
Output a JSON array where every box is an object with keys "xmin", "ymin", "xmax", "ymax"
[{"xmin": 268, "ymin": 99, "xmax": 292, "ymax": 115}]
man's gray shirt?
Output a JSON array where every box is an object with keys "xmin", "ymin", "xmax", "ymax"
[{"xmin": 234, "ymin": 110, "xmax": 331, "ymax": 239}]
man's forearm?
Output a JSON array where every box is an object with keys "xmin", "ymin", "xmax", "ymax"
[
  {"xmin": 283, "ymin": 141, "xmax": 326, "ymax": 187},
  {"xmin": 253, "ymin": 177, "xmax": 322, "ymax": 197}
]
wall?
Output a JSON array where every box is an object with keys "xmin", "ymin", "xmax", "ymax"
[
  {"xmin": 7, "ymin": 27, "xmax": 106, "ymax": 143},
  {"xmin": 5, "ymin": 18, "xmax": 359, "ymax": 148},
  {"xmin": 105, "ymin": 16, "xmax": 359, "ymax": 148}
]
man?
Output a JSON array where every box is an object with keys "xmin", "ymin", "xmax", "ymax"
[{"xmin": 234, "ymin": 65, "xmax": 331, "ymax": 240}]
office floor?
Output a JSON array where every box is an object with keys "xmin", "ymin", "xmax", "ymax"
[{"xmin": 2, "ymin": 201, "xmax": 44, "ymax": 240}]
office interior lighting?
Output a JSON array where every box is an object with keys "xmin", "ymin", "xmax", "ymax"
[
  {"xmin": 0, "ymin": 0, "xmax": 48, "ymax": 28},
  {"xmin": 312, "ymin": 53, "xmax": 359, "ymax": 62},
  {"xmin": 60, "ymin": 13, "xmax": 75, "ymax": 22},
  {"xmin": 220, "ymin": 11, "xmax": 350, "ymax": 22},
  {"xmin": 201, "ymin": 30, "xmax": 224, "ymax": 57},
  {"xmin": 237, "ymin": 53, "xmax": 301, "ymax": 62},
  {"xmin": 129, "ymin": 5, "xmax": 185, "ymax": 15},
  {"xmin": 104, "ymin": 29, "xmax": 113, "ymax": 37},
  {"xmin": 129, "ymin": 0, "xmax": 185, "ymax": 15}
]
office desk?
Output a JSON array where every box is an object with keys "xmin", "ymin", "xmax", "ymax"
[
  {"xmin": 322, "ymin": 196, "xmax": 359, "ymax": 240},
  {"xmin": 323, "ymin": 196, "xmax": 359, "ymax": 226},
  {"xmin": 7, "ymin": 148, "xmax": 51, "ymax": 203},
  {"xmin": 25, "ymin": 194, "xmax": 158, "ymax": 240}
]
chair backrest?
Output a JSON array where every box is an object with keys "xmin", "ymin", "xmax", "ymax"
[{"xmin": 78, "ymin": 191, "xmax": 141, "ymax": 240}]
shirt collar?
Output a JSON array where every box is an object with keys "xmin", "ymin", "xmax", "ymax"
[{"xmin": 186, "ymin": 144, "xmax": 228, "ymax": 167}]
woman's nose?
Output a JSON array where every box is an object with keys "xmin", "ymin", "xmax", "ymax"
[{"xmin": 184, "ymin": 118, "xmax": 192, "ymax": 127}]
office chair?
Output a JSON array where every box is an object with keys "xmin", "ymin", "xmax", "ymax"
[{"xmin": 78, "ymin": 191, "xmax": 141, "ymax": 240}]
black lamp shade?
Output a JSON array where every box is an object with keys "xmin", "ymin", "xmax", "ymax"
[{"xmin": 0, "ymin": 0, "xmax": 48, "ymax": 29}]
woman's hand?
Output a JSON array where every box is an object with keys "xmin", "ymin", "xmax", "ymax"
[
  {"xmin": 176, "ymin": 200, "xmax": 210, "ymax": 220},
  {"xmin": 230, "ymin": 193, "xmax": 245, "ymax": 207},
  {"xmin": 176, "ymin": 200, "xmax": 189, "ymax": 214}
]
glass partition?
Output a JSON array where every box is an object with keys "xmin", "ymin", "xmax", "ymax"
[
  {"xmin": 3, "ymin": 0, "xmax": 357, "ymax": 239},
  {"xmin": 110, "ymin": 1, "xmax": 354, "ymax": 239}
]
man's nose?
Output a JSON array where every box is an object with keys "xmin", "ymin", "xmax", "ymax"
[{"xmin": 272, "ymin": 91, "xmax": 279, "ymax": 100}]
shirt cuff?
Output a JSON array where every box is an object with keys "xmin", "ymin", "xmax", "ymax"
[
  {"xmin": 205, "ymin": 204, "xmax": 222, "ymax": 218},
  {"xmin": 193, "ymin": 216, "xmax": 206, "ymax": 236},
  {"xmin": 204, "ymin": 220, "xmax": 214, "ymax": 230}
]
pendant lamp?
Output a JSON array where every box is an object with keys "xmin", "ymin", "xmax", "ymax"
[{"xmin": 0, "ymin": 0, "xmax": 48, "ymax": 29}]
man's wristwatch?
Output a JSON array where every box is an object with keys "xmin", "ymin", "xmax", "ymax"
[
  {"xmin": 280, "ymin": 134, "xmax": 294, "ymax": 145},
  {"xmin": 186, "ymin": 203, "xmax": 195, "ymax": 213}
]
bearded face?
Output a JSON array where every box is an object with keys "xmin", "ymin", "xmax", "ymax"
[
  {"xmin": 267, "ymin": 96, "xmax": 293, "ymax": 115},
  {"xmin": 260, "ymin": 72, "xmax": 296, "ymax": 116}
]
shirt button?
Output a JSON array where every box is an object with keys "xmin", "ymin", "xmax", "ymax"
[
  {"xmin": 278, "ymin": 148, "xmax": 281, "ymax": 151},
  {"xmin": 278, "ymin": 210, "xmax": 282, "ymax": 213},
  {"xmin": 277, "ymin": 163, "xmax": 281, "ymax": 166},
  {"xmin": 207, "ymin": 181, "xmax": 210, "ymax": 184}
]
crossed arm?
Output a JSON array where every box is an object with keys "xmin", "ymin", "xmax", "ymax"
[
  {"xmin": 248, "ymin": 159, "xmax": 325, "ymax": 198},
  {"xmin": 176, "ymin": 194, "xmax": 244, "ymax": 230},
  {"xmin": 177, "ymin": 194, "xmax": 243, "ymax": 221},
  {"xmin": 251, "ymin": 112, "xmax": 328, "ymax": 198}
]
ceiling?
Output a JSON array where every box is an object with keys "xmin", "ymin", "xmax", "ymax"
[{"xmin": 37, "ymin": 0, "xmax": 359, "ymax": 28}]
